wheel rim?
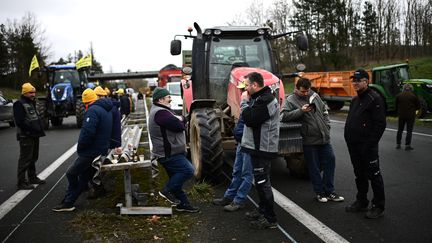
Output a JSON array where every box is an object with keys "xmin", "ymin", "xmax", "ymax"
[{"xmin": 190, "ymin": 114, "xmax": 202, "ymax": 179}]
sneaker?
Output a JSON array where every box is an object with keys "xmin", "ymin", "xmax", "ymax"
[
  {"xmin": 159, "ymin": 189, "xmax": 180, "ymax": 205},
  {"xmin": 245, "ymin": 210, "xmax": 261, "ymax": 221},
  {"xmin": 396, "ymin": 144, "xmax": 401, "ymax": 149},
  {"xmin": 345, "ymin": 200, "xmax": 368, "ymax": 212},
  {"xmin": 52, "ymin": 203, "xmax": 75, "ymax": 212},
  {"xmin": 327, "ymin": 192, "xmax": 344, "ymax": 202},
  {"xmin": 29, "ymin": 177, "xmax": 46, "ymax": 184},
  {"xmin": 405, "ymin": 145, "xmax": 414, "ymax": 151},
  {"xmin": 365, "ymin": 205, "xmax": 384, "ymax": 219},
  {"xmin": 175, "ymin": 204, "xmax": 200, "ymax": 213},
  {"xmin": 249, "ymin": 216, "xmax": 278, "ymax": 229},
  {"xmin": 223, "ymin": 202, "xmax": 245, "ymax": 212},
  {"xmin": 17, "ymin": 182, "xmax": 35, "ymax": 190},
  {"xmin": 316, "ymin": 194, "xmax": 328, "ymax": 203},
  {"xmin": 212, "ymin": 197, "xmax": 232, "ymax": 206}
]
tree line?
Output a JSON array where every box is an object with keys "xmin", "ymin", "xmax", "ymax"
[
  {"xmin": 0, "ymin": 12, "xmax": 102, "ymax": 90},
  {"xmin": 235, "ymin": 0, "xmax": 432, "ymax": 72}
]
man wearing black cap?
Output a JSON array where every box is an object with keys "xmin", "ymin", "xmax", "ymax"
[
  {"xmin": 148, "ymin": 87, "xmax": 199, "ymax": 213},
  {"xmin": 344, "ymin": 69, "xmax": 387, "ymax": 219}
]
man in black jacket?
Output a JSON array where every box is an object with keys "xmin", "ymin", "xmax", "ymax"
[
  {"xmin": 395, "ymin": 83, "xmax": 420, "ymax": 150},
  {"xmin": 240, "ymin": 72, "xmax": 280, "ymax": 229},
  {"xmin": 344, "ymin": 69, "xmax": 387, "ymax": 219},
  {"xmin": 13, "ymin": 83, "xmax": 46, "ymax": 190}
]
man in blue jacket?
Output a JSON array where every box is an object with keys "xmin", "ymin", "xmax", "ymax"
[
  {"xmin": 213, "ymin": 81, "xmax": 253, "ymax": 212},
  {"xmin": 53, "ymin": 88, "xmax": 113, "ymax": 212}
]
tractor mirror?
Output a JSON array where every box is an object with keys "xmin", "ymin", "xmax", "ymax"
[
  {"xmin": 296, "ymin": 33, "xmax": 308, "ymax": 51},
  {"xmin": 170, "ymin": 40, "xmax": 182, "ymax": 55}
]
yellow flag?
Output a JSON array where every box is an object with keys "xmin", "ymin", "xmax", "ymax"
[
  {"xmin": 29, "ymin": 55, "xmax": 40, "ymax": 76},
  {"xmin": 76, "ymin": 54, "xmax": 93, "ymax": 69}
]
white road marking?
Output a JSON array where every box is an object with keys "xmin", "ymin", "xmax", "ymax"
[
  {"xmin": 0, "ymin": 144, "xmax": 76, "ymax": 220},
  {"xmin": 331, "ymin": 119, "xmax": 432, "ymax": 138},
  {"xmin": 272, "ymin": 189, "xmax": 349, "ymax": 243}
]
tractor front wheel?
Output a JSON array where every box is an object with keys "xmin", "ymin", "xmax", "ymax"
[
  {"xmin": 51, "ymin": 117, "xmax": 63, "ymax": 126},
  {"xmin": 417, "ymin": 97, "xmax": 428, "ymax": 118},
  {"xmin": 189, "ymin": 108, "xmax": 223, "ymax": 182},
  {"xmin": 75, "ymin": 99, "xmax": 85, "ymax": 128}
]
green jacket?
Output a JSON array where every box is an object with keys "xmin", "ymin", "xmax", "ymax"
[{"xmin": 280, "ymin": 91, "xmax": 330, "ymax": 145}]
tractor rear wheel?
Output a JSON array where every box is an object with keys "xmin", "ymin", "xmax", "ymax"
[
  {"xmin": 75, "ymin": 99, "xmax": 85, "ymax": 128},
  {"xmin": 326, "ymin": 101, "xmax": 344, "ymax": 111},
  {"xmin": 285, "ymin": 153, "xmax": 308, "ymax": 179},
  {"xmin": 417, "ymin": 97, "xmax": 428, "ymax": 118},
  {"xmin": 36, "ymin": 100, "xmax": 49, "ymax": 130},
  {"xmin": 189, "ymin": 108, "xmax": 223, "ymax": 182}
]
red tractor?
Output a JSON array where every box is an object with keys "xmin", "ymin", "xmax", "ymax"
[
  {"xmin": 157, "ymin": 64, "xmax": 182, "ymax": 88},
  {"xmin": 171, "ymin": 23, "xmax": 308, "ymax": 180}
]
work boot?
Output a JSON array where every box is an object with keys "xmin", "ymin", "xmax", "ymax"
[
  {"xmin": 249, "ymin": 215, "xmax": 278, "ymax": 229},
  {"xmin": 223, "ymin": 202, "xmax": 245, "ymax": 212},
  {"xmin": 405, "ymin": 145, "xmax": 414, "ymax": 151},
  {"xmin": 345, "ymin": 200, "xmax": 368, "ymax": 212},
  {"xmin": 365, "ymin": 205, "xmax": 384, "ymax": 219},
  {"xmin": 212, "ymin": 197, "xmax": 232, "ymax": 206},
  {"xmin": 52, "ymin": 202, "xmax": 76, "ymax": 212},
  {"xmin": 29, "ymin": 177, "xmax": 46, "ymax": 184},
  {"xmin": 17, "ymin": 181, "xmax": 35, "ymax": 190},
  {"xmin": 245, "ymin": 210, "xmax": 261, "ymax": 221},
  {"xmin": 175, "ymin": 204, "xmax": 200, "ymax": 213}
]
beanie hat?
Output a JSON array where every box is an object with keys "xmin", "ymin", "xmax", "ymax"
[
  {"xmin": 117, "ymin": 88, "xmax": 125, "ymax": 95},
  {"xmin": 94, "ymin": 86, "xmax": 107, "ymax": 96},
  {"xmin": 152, "ymin": 87, "xmax": 170, "ymax": 101},
  {"xmin": 82, "ymin": 88, "xmax": 98, "ymax": 103},
  {"xmin": 22, "ymin": 82, "xmax": 36, "ymax": 94}
]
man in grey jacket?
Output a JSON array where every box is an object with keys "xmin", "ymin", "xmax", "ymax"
[{"xmin": 280, "ymin": 78, "xmax": 344, "ymax": 203}]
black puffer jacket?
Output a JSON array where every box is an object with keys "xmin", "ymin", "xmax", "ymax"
[{"xmin": 344, "ymin": 88, "xmax": 386, "ymax": 145}]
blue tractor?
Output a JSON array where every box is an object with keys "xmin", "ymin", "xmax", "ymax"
[{"xmin": 36, "ymin": 64, "xmax": 88, "ymax": 129}]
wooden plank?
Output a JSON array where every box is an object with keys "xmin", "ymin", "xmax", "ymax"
[
  {"xmin": 101, "ymin": 161, "xmax": 151, "ymax": 171},
  {"xmin": 120, "ymin": 206, "xmax": 173, "ymax": 215}
]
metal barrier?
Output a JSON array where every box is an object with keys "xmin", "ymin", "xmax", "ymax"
[{"xmin": 99, "ymin": 96, "xmax": 172, "ymax": 215}]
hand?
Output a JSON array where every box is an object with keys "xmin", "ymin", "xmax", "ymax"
[
  {"xmin": 301, "ymin": 104, "xmax": 312, "ymax": 113},
  {"xmin": 241, "ymin": 91, "xmax": 250, "ymax": 101},
  {"xmin": 114, "ymin": 147, "xmax": 122, "ymax": 154}
]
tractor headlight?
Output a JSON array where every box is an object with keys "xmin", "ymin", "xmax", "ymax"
[
  {"xmin": 214, "ymin": 29, "xmax": 222, "ymax": 35},
  {"xmin": 257, "ymin": 29, "xmax": 265, "ymax": 35},
  {"xmin": 426, "ymin": 84, "xmax": 432, "ymax": 89},
  {"xmin": 61, "ymin": 90, "xmax": 67, "ymax": 101},
  {"xmin": 204, "ymin": 29, "xmax": 212, "ymax": 35}
]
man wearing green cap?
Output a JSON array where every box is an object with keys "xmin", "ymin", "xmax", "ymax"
[{"xmin": 148, "ymin": 87, "xmax": 199, "ymax": 213}]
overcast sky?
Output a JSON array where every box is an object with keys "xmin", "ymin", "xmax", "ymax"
[{"xmin": 1, "ymin": 0, "xmax": 277, "ymax": 73}]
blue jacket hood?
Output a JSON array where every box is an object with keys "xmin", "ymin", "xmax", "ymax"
[{"xmin": 92, "ymin": 98, "xmax": 113, "ymax": 111}]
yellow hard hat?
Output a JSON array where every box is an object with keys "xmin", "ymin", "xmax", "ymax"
[
  {"xmin": 94, "ymin": 86, "xmax": 107, "ymax": 96},
  {"xmin": 236, "ymin": 80, "xmax": 247, "ymax": 89},
  {"xmin": 22, "ymin": 82, "xmax": 36, "ymax": 94},
  {"xmin": 117, "ymin": 88, "xmax": 125, "ymax": 95},
  {"xmin": 104, "ymin": 87, "xmax": 111, "ymax": 95},
  {"xmin": 82, "ymin": 88, "xmax": 98, "ymax": 103}
]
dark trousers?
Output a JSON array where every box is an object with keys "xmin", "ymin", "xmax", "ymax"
[
  {"xmin": 17, "ymin": 137, "xmax": 39, "ymax": 184},
  {"xmin": 396, "ymin": 117, "xmax": 415, "ymax": 145},
  {"xmin": 250, "ymin": 154, "xmax": 277, "ymax": 223},
  {"xmin": 64, "ymin": 156, "xmax": 95, "ymax": 204},
  {"xmin": 347, "ymin": 143, "xmax": 385, "ymax": 209}
]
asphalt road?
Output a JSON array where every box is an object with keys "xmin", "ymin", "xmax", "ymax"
[{"xmin": 0, "ymin": 114, "xmax": 431, "ymax": 242}]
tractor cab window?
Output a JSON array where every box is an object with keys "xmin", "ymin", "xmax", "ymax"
[
  {"xmin": 51, "ymin": 70, "xmax": 81, "ymax": 88},
  {"xmin": 209, "ymin": 37, "xmax": 271, "ymax": 80},
  {"xmin": 398, "ymin": 66, "xmax": 410, "ymax": 81},
  {"xmin": 375, "ymin": 69, "xmax": 400, "ymax": 96}
]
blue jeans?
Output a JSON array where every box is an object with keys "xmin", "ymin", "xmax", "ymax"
[
  {"xmin": 224, "ymin": 145, "xmax": 253, "ymax": 204},
  {"xmin": 64, "ymin": 156, "xmax": 94, "ymax": 204},
  {"xmin": 303, "ymin": 144, "xmax": 336, "ymax": 195},
  {"xmin": 158, "ymin": 153, "xmax": 194, "ymax": 206}
]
